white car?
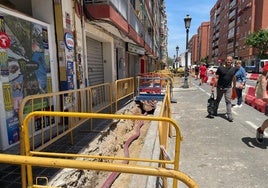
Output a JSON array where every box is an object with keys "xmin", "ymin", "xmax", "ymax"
[{"xmin": 207, "ymin": 66, "xmax": 219, "ymax": 74}]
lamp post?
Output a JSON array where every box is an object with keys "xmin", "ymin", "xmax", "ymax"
[
  {"xmin": 182, "ymin": 14, "xmax": 191, "ymax": 88},
  {"xmin": 173, "ymin": 55, "xmax": 176, "ymax": 69},
  {"xmin": 176, "ymin": 46, "xmax": 179, "ymax": 69}
]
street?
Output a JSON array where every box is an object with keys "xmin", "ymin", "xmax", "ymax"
[{"xmin": 172, "ymin": 77, "xmax": 268, "ymax": 188}]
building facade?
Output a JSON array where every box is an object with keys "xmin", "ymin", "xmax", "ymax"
[
  {"xmin": 197, "ymin": 22, "xmax": 210, "ymax": 63},
  {"xmin": 209, "ymin": 0, "xmax": 268, "ymax": 64},
  {"xmin": 0, "ymin": 0, "xmax": 168, "ymax": 150},
  {"xmin": 189, "ymin": 34, "xmax": 198, "ymax": 64}
]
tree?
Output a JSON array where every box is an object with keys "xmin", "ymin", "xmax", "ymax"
[
  {"xmin": 245, "ymin": 29, "xmax": 268, "ymax": 59},
  {"xmin": 167, "ymin": 56, "xmax": 173, "ymax": 68},
  {"xmin": 200, "ymin": 56, "xmax": 209, "ymax": 67}
]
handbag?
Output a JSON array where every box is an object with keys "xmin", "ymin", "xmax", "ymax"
[
  {"xmin": 207, "ymin": 93, "xmax": 216, "ymax": 117},
  {"xmin": 231, "ymin": 87, "xmax": 237, "ymax": 100},
  {"xmin": 255, "ymin": 75, "xmax": 268, "ymax": 100}
]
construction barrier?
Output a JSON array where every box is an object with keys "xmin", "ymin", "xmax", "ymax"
[
  {"xmin": 18, "ymin": 78, "xmax": 134, "ymax": 187},
  {"xmin": 244, "ymin": 86, "xmax": 256, "ymax": 106},
  {"xmin": 15, "ymin": 111, "xmax": 197, "ymax": 188},
  {"xmin": 114, "ymin": 77, "xmax": 135, "ymax": 112},
  {"xmin": 253, "ymin": 98, "xmax": 267, "ymax": 113},
  {"xmin": 14, "ymin": 74, "xmax": 187, "ymax": 188},
  {"xmin": 136, "ymin": 73, "xmax": 174, "ymax": 102},
  {"xmin": 246, "ymin": 73, "xmax": 259, "ymax": 80},
  {"xmin": 244, "ymin": 85, "xmax": 267, "ymax": 113},
  {"xmin": 0, "ymin": 153, "xmax": 198, "ymax": 188}
]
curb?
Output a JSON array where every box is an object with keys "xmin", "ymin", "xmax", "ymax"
[{"xmin": 129, "ymin": 103, "xmax": 161, "ymax": 188}]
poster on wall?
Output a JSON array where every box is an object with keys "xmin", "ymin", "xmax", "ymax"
[
  {"xmin": 6, "ymin": 116, "xmax": 19, "ymax": 145},
  {"xmin": 0, "ymin": 10, "xmax": 51, "ymax": 146},
  {"xmin": 67, "ymin": 61, "xmax": 74, "ymax": 89}
]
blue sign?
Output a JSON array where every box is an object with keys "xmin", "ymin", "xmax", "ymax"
[{"xmin": 64, "ymin": 32, "xmax": 74, "ymax": 50}]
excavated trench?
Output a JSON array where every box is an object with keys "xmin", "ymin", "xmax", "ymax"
[{"xmin": 48, "ymin": 100, "xmax": 157, "ymax": 188}]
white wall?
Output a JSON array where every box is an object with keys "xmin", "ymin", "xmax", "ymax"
[{"xmin": 179, "ymin": 52, "xmax": 192, "ymax": 67}]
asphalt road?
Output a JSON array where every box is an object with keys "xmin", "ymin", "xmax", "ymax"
[{"xmin": 171, "ymin": 77, "xmax": 268, "ymax": 188}]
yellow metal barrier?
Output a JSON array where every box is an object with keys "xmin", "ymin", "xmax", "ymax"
[
  {"xmin": 16, "ymin": 75, "xmax": 178, "ymax": 188},
  {"xmin": 0, "ymin": 153, "xmax": 198, "ymax": 188},
  {"xmin": 18, "ymin": 83, "xmax": 113, "ymax": 188},
  {"xmin": 19, "ymin": 84, "xmax": 112, "ymax": 152},
  {"xmin": 157, "ymin": 82, "xmax": 174, "ymax": 187},
  {"xmin": 114, "ymin": 77, "xmax": 135, "ymax": 112},
  {"xmin": 18, "ymin": 111, "xmax": 197, "ymax": 188}
]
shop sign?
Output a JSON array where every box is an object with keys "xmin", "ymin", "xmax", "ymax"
[
  {"xmin": 64, "ymin": 32, "xmax": 74, "ymax": 50},
  {"xmin": 127, "ymin": 43, "xmax": 145, "ymax": 55}
]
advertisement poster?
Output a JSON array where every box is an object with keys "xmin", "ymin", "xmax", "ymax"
[
  {"xmin": 0, "ymin": 11, "xmax": 51, "ymax": 145},
  {"xmin": 67, "ymin": 61, "xmax": 74, "ymax": 89},
  {"xmin": 6, "ymin": 116, "xmax": 19, "ymax": 145}
]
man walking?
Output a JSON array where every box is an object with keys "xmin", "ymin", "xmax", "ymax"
[{"xmin": 211, "ymin": 56, "xmax": 238, "ymax": 122}]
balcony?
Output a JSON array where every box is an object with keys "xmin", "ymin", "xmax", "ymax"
[
  {"xmin": 229, "ymin": 0, "xmax": 237, "ymax": 10},
  {"xmin": 84, "ymin": 0, "xmax": 153, "ymax": 53},
  {"xmin": 228, "ymin": 9, "xmax": 236, "ymax": 20}
]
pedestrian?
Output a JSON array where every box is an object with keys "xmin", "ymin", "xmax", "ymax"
[
  {"xmin": 211, "ymin": 56, "xmax": 238, "ymax": 122},
  {"xmin": 194, "ymin": 64, "xmax": 199, "ymax": 80},
  {"xmin": 199, "ymin": 62, "xmax": 207, "ymax": 85},
  {"xmin": 255, "ymin": 64, "xmax": 268, "ymax": 144},
  {"xmin": 233, "ymin": 60, "xmax": 247, "ymax": 108}
]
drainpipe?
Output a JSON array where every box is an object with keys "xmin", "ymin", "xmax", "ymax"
[
  {"xmin": 80, "ymin": 0, "xmax": 87, "ymax": 87},
  {"xmin": 73, "ymin": 0, "xmax": 87, "ymax": 88}
]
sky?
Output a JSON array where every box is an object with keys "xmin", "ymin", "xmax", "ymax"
[{"xmin": 166, "ymin": 0, "xmax": 217, "ymax": 58}]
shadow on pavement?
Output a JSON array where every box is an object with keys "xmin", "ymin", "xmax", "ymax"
[{"xmin": 241, "ymin": 137, "xmax": 268, "ymax": 149}]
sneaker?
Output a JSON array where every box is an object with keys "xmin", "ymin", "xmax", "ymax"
[
  {"xmin": 238, "ymin": 104, "xmax": 243, "ymax": 108},
  {"xmin": 233, "ymin": 105, "xmax": 239, "ymax": 108},
  {"xmin": 226, "ymin": 114, "xmax": 233, "ymax": 122},
  {"xmin": 256, "ymin": 127, "xmax": 264, "ymax": 144}
]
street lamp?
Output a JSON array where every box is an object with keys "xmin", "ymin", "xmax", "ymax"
[
  {"xmin": 173, "ymin": 55, "xmax": 176, "ymax": 69},
  {"xmin": 182, "ymin": 14, "xmax": 191, "ymax": 88},
  {"xmin": 176, "ymin": 46, "xmax": 179, "ymax": 69}
]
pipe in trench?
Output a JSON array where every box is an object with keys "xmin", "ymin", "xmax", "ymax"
[{"xmin": 101, "ymin": 116, "xmax": 146, "ymax": 188}]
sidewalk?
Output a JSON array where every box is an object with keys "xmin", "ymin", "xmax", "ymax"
[
  {"xmin": 130, "ymin": 75, "xmax": 268, "ymax": 187},
  {"xmin": 165, "ymin": 76, "xmax": 268, "ymax": 188}
]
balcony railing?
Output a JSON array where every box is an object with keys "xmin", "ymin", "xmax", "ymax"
[{"xmin": 84, "ymin": 0, "xmax": 153, "ymax": 50}]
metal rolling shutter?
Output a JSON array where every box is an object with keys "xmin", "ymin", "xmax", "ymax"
[{"xmin": 86, "ymin": 37, "xmax": 104, "ymax": 86}]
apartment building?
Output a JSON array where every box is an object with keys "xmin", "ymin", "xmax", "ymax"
[
  {"xmin": 83, "ymin": 0, "xmax": 168, "ymax": 81},
  {"xmin": 209, "ymin": 0, "xmax": 268, "ymax": 64},
  {"xmin": 189, "ymin": 34, "xmax": 198, "ymax": 64},
  {"xmin": 189, "ymin": 21, "xmax": 210, "ymax": 65}
]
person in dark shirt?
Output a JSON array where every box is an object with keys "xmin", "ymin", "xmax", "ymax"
[{"xmin": 211, "ymin": 56, "xmax": 238, "ymax": 122}]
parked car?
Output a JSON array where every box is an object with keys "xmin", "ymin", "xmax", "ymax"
[
  {"xmin": 207, "ymin": 66, "xmax": 219, "ymax": 74},
  {"xmin": 245, "ymin": 59, "xmax": 268, "ymax": 73}
]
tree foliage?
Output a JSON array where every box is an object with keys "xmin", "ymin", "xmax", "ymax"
[{"xmin": 245, "ymin": 29, "xmax": 268, "ymax": 59}]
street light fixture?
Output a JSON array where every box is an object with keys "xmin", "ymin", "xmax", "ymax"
[
  {"xmin": 176, "ymin": 46, "xmax": 179, "ymax": 69},
  {"xmin": 182, "ymin": 14, "xmax": 191, "ymax": 88}
]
